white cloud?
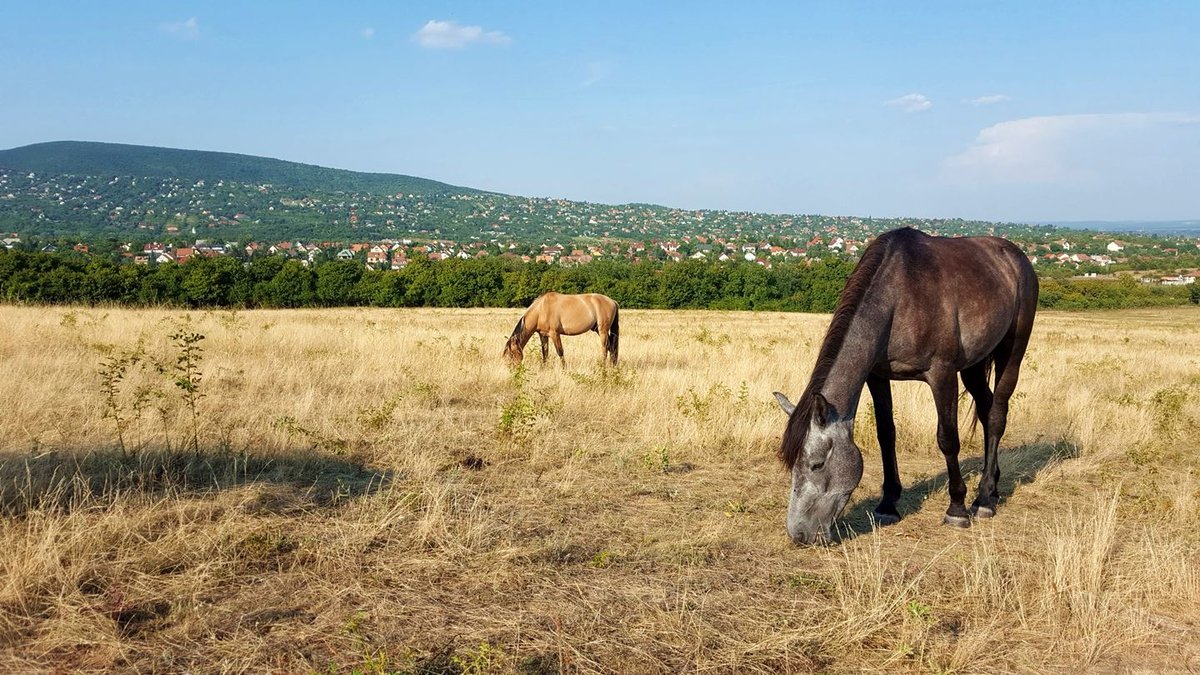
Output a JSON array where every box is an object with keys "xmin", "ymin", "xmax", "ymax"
[
  {"xmin": 945, "ymin": 112, "xmax": 1200, "ymax": 184},
  {"xmin": 885, "ymin": 93, "xmax": 932, "ymax": 113},
  {"xmin": 161, "ymin": 17, "xmax": 200, "ymax": 40},
  {"xmin": 966, "ymin": 94, "xmax": 1011, "ymax": 106},
  {"xmin": 581, "ymin": 61, "xmax": 613, "ymax": 88},
  {"xmin": 412, "ymin": 20, "xmax": 511, "ymax": 49},
  {"xmin": 361, "ymin": 27, "xmax": 375, "ymax": 40}
]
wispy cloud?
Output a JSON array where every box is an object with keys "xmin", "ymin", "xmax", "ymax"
[
  {"xmin": 361, "ymin": 27, "xmax": 375, "ymax": 40},
  {"xmin": 161, "ymin": 17, "xmax": 200, "ymax": 40},
  {"xmin": 581, "ymin": 61, "xmax": 613, "ymax": 88},
  {"xmin": 966, "ymin": 94, "xmax": 1011, "ymax": 106},
  {"xmin": 885, "ymin": 93, "xmax": 932, "ymax": 113},
  {"xmin": 945, "ymin": 112, "xmax": 1200, "ymax": 184},
  {"xmin": 412, "ymin": 20, "xmax": 511, "ymax": 49}
]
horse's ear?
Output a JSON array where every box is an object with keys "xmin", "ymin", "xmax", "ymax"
[
  {"xmin": 772, "ymin": 391, "xmax": 796, "ymax": 415},
  {"xmin": 812, "ymin": 393, "xmax": 831, "ymax": 426}
]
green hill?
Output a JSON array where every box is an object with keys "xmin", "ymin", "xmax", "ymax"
[{"xmin": 0, "ymin": 141, "xmax": 476, "ymax": 196}]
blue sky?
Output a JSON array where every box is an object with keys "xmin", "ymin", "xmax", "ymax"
[{"xmin": 2, "ymin": 1, "xmax": 1198, "ymax": 222}]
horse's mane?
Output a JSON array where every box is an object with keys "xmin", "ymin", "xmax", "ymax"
[
  {"xmin": 779, "ymin": 233, "xmax": 893, "ymax": 470},
  {"xmin": 510, "ymin": 317, "xmax": 525, "ymax": 339}
]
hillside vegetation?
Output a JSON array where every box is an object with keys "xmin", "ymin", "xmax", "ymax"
[
  {"xmin": 0, "ymin": 141, "xmax": 474, "ymax": 197},
  {"xmin": 0, "ymin": 305, "xmax": 1197, "ymax": 672},
  {"xmin": 0, "ymin": 141, "xmax": 1073, "ymax": 244}
]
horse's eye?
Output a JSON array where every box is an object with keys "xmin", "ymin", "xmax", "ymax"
[{"xmin": 810, "ymin": 461, "xmax": 825, "ymax": 472}]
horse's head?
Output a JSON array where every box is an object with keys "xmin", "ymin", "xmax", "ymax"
[
  {"xmin": 774, "ymin": 391, "xmax": 864, "ymax": 545},
  {"xmin": 502, "ymin": 336, "xmax": 524, "ymax": 364}
]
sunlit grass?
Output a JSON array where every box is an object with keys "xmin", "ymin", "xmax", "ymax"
[{"xmin": 0, "ymin": 304, "xmax": 1197, "ymax": 671}]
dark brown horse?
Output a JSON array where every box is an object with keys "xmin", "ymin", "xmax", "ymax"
[
  {"xmin": 773, "ymin": 227, "xmax": 1037, "ymax": 544},
  {"xmin": 503, "ymin": 292, "xmax": 619, "ymax": 365}
]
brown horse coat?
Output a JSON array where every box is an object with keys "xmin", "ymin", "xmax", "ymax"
[{"xmin": 503, "ymin": 292, "xmax": 619, "ymax": 365}]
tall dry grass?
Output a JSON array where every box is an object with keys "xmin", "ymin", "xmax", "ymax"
[{"xmin": 0, "ymin": 305, "xmax": 1197, "ymax": 672}]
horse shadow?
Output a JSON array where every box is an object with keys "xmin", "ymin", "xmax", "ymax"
[
  {"xmin": 0, "ymin": 446, "xmax": 394, "ymax": 517},
  {"xmin": 833, "ymin": 439, "xmax": 1080, "ymax": 543}
]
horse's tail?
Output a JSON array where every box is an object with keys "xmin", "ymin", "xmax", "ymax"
[
  {"xmin": 964, "ymin": 355, "xmax": 994, "ymax": 442},
  {"xmin": 606, "ymin": 305, "xmax": 620, "ymax": 364}
]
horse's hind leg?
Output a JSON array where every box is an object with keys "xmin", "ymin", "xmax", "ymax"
[
  {"xmin": 977, "ymin": 329, "xmax": 1031, "ymax": 516},
  {"xmin": 867, "ymin": 374, "xmax": 901, "ymax": 525},
  {"xmin": 931, "ymin": 371, "xmax": 970, "ymax": 528},
  {"xmin": 961, "ymin": 360, "xmax": 997, "ymax": 517},
  {"xmin": 597, "ymin": 321, "xmax": 611, "ymax": 366}
]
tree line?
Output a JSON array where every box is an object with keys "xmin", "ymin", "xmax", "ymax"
[{"xmin": 0, "ymin": 249, "xmax": 1195, "ymax": 311}]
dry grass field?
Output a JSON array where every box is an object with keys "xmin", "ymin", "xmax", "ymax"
[{"xmin": 0, "ymin": 304, "xmax": 1198, "ymax": 673}]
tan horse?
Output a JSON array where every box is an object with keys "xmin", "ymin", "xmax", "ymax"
[{"xmin": 503, "ymin": 292, "xmax": 619, "ymax": 365}]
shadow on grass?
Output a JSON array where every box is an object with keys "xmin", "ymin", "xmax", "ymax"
[
  {"xmin": 0, "ymin": 446, "xmax": 394, "ymax": 516},
  {"xmin": 833, "ymin": 439, "xmax": 1080, "ymax": 542}
]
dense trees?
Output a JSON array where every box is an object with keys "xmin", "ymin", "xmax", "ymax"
[{"xmin": 0, "ymin": 248, "xmax": 1194, "ymax": 312}]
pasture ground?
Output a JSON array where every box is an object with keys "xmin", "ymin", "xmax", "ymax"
[{"xmin": 0, "ymin": 305, "xmax": 1198, "ymax": 673}]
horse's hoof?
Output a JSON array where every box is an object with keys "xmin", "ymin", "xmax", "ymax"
[
  {"xmin": 942, "ymin": 514, "xmax": 971, "ymax": 528},
  {"xmin": 973, "ymin": 505, "xmax": 996, "ymax": 519},
  {"xmin": 872, "ymin": 511, "xmax": 900, "ymax": 526}
]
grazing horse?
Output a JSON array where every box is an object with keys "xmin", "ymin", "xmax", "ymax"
[
  {"xmin": 503, "ymin": 292, "xmax": 619, "ymax": 366},
  {"xmin": 773, "ymin": 227, "xmax": 1037, "ymax": 544}
]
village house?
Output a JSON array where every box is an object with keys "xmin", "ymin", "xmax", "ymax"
[
  {"xmin": 561, "ymin": 251, "xmax": 593, "ymax": 265},
  {"xmin": 366, "ymin": 246, "xmax": 389, "ymax": 266}
]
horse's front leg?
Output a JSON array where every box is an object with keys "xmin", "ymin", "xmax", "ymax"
[
  {"xmin": 931, "ymin": 371, "xmax": 970, "ymax": 528},
  {"xmin": 550, "ymin": 331, "xmax": 565, "ymax": 366},
  {"xmin": 867, "ymin": 374, "xmax": 901, "ymax": 525},
  {"xmin": 539, "ymin": 333, "xmax": 549, "ymax": 363}
]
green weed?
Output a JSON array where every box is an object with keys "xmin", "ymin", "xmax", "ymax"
[
  {"xmin": 692, "ymin": 326, "xmax": 731, "ymax": 347},
  {"xmin": 498, "ymin": 363, "xmax": 556, "ymax": 440},
  {"xmin": 452, "ymin": 641, "xmax": 503, "ymax": 674},
  {"xmin": 97, "ymin": 343, "xmax": 152, "ymax": 457},
  {"xmin": 640, "ymin": 446, "xmax": 671, "ymax": 473}
]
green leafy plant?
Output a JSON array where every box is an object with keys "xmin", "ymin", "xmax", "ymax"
[
  {"xmin": 272, "ymin": 415, "xmax": 349, "ymax": 455},
  {"xmin": 498, "ymin": 363, "xmax": 556, "ymax": 440},
  {"xmin": 905, "ymin": 600, "xmax": 934, "ymax": 624},
  {"xmin": 640, "ymin": 446, "xmax": 671, "ymax": 473},
  {"xmin": 568, "ymin": 365, "xmax": 637, "ymax": 390},
  {"xmin": 1150, "ymin": 386, "xmax": 1189, "ymax": 437},
  {"xmin": 676, "ymin": 383, "xmax": 733, "ymax": 422},
  {"xmin": 164, "ymin": 328, "xmax": 206, "ymax": 454},
  {"xmin": 97, "ymin": 345, "xmax": 149, "ymax": 457},
  {"xmin": 451, "ymin": 641, "xmax": 502, "ymax": 675},
  {"xmin": 692, "ymin": 326, "xmax": 731, "ymax": 346},
  {"xmin": 356, "ymin": 395, "xmax": 403, "ymax": 432}
]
